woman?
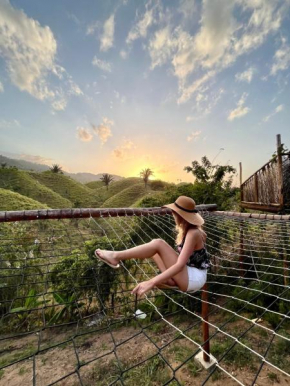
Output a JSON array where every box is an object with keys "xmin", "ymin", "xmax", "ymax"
[{"xmin": 95, "ymin": 196, "xmax": 210, "ymax": 297}]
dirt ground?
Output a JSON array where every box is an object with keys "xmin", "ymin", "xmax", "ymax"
[{"xmin": 0, "ymin": 311, "xmax": 289, "ymax": 386}]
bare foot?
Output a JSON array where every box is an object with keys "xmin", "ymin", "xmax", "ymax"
[{"xmin": 95, "ymin": 249, "xmax": 119, "ymax": 267}]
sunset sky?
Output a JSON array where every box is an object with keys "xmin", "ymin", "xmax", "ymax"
[{"xmin": 0, "ymin": 0, "xmax": 289, "ymax": 184}]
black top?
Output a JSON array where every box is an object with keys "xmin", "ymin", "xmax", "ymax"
[{"xmin": 177, "ymin": 235, "xmax": 210, "ymax": 270}]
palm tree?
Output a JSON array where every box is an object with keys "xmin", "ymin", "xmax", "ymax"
[
  {"xmin": 100, "ymin": 173, "xmax": 114, "ymax": 191},
  {"xmin": 140, "ymin": 168, "xmax": 154, "ymax": 189},
  {"xmin": 50, "ymin": 164, "xmax": 63, "ymax": 174}
]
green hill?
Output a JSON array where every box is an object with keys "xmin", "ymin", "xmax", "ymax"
[
  {"xmin": 0, "ymin": 168, "xmax": 72, "ymax": 208},
  {"xmin": 85, "ymin": 181, "xmax": 106, "ymax": 189},
  {"xmin": 0, "ymin": 188, "xmax": 50, "ymax": 211},
  {"xmin": 28, "ymin": 171, "xmax": 102, "ymax": 207},
  {"xmin": 101, "ymin": 183, "xmax": 156, "ymax": 208},
  {"xmin": 96, "ymin": 177, "xmax": 143, "ymax": 196}
]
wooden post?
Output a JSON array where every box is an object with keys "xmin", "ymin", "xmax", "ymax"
[
  {"xmin": 201, "ymin": 283, "xmax": 210, "ymax": 362},
  {"xmin": 239, "ymin": 220, "xmax": 245, "ymax": 276},
  {"xmin": 276, "ymin": 134, "xmax": 284, "ymax": 211},
  {"xmin": 239, "ymin": 162, "xmax": 243, "ymax": 202},
  {"xmin": 254, "ymin": 174, "xmax": 259, "ymax": 203},
  {"xmin": 283, "ymin": 222, "xmax": 288, "ymax": 286}
]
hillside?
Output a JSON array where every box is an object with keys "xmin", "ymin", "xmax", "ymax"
[
  {"xmin": 28, "ymin": 171, "xmax": 102, "ymax": 207},
  {"xmin": 0, "ymin": 188, "xmax": 50, "ymax": 211},
  {"xmin": 68, "ymin": 172, "xmax": 123, "ymax": 184},
  {"xmin": 0, "ymin": 154, "xmax": 123, "ymax": 184},
  {"xmin": 85, "ymin": 180, "xmax": 106, "ymax": 190},
  {"xmin": 96, "ymin": 177, "xmax": 143, "ymax": 197},
  {"xmin": 0, "ymin": 168, "xmax": 72, "ymax": 208},
  {"xmin": 101, "ymin": 183, "xmax": 154, "ymax": 208},
  {"xmin": 0, "ymin": 168, "xmax": 170, "ymax": 210},
  {"xmin": 0, "ymin": 155, "xmax": 49, "ymax": 172}
]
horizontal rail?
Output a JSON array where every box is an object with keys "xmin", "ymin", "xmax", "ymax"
[
  {"xmin": 240, "ymin": 201, "xmax": 283, "ymax": 213},
  {"xmin": 0, "ymin": 204, "xmax": 218, "ymax": 223},
  {"xmin": 214, "ymin": 211, "xmax": 290, "ymax": 221}
]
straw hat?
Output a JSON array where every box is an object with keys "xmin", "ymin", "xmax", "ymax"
[{"xmin": 162, "ymin": 196, "xmax": 204, "ymax": 226}]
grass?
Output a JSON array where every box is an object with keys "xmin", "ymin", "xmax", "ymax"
[
  {"xmin": 169, "ymin": 344, "xmax": 202, "ymax": 377},
  {"xmin": 0, "ymin": 168, "xmax": 72, "ymax": 208},
  {"xmin": 96, "ymin": 177, "xmax": 142, "ymax": 197},
  {"xmin": 28, "ymin": 171, "xmax": 100, "ymax": 207},
  {"xmin": 0, "ymin": 369, "xmax": 4, "ymax": 379},
  {"xmin": 0, "ymin": 345, "xmax": 36, "ymax": 368},
  {"xmin": 1, "ymin": 171, "xmax": 168, "ymax": 211},
  {"xmin": 211, "ymin": 338, "xmax": 258, "ymax": 370},
  {"xmin": 0, "ymin": 188, "xmax": 50, "ymax": 211},
  {"xmin": 267, "ymin": 372, "xmax": 279, "ymax": 382},
  {"xmin": 85, "ymin": 180, "xmax": 106, "ymax": 189},
  {"xmin": 123, "ymin": 356, "xmax": 171, "ymax": 386},
  {"xmin": 18, "ymin": 366, "xmax": 29, "ymax": 375},
  {"xmin": 101, "ymin": 183, "xmax": 152, "ymax": 208}
]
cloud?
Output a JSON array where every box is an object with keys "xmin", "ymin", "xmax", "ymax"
[
  {"xmin": 228, "ymin": 92, "xmax": 250, "ymax": 121},
  {"xmin": 18, "ymin": 154, "xmax": 53, "ymax": 164},
  {"xmin": 76, "ymin": 127, "xmax": 93, "ymax": 142},
  {"xmin": 0, "ymin": 81, "xmax": 4, "ymax": 92},
  {"xmin": 100, "ymin": 14, "xmax": 114, "ymax": 51},
  {"xmin": 0, "ymin": 1, "xmax": 84, "ymax": 111},
  {"xmin": 0, "ymin": 119, "xmax": 21, "ymax": 129},
  {"xmin": 179, "ymin": 0, "xmax": 196, "ymax": 20},
  {"xmin": 0, "ymin": 0, "xmax": 57, "ymax": 100},
  {"xmin": 147, "ymin": 0, "xmax": 289, "ymax": 104},
  {"xmin": 120, "ymin": 50, "xmax": 128, "ymax": 59},
  {"xmin": 187, "ymin": 130, "xmax": 202, "ymax": 142},
  {"xmin": 112, "ymin": 139, "xmax": 135, "ymax": 159},
  {"xmin": 68, "ymin": 80, "xmax": 83, "ymax": 96},
  {"xmin": 263, "ymin": 104, "xmax": 284, "ymax": 122},
  {"xmin": 148, "ymin": 26, "xmax": 175, "ymax": 69},
  {"xmin": 271, "ymin": 37, "xmax": 290, "ymax": 75},
  {"xmin": 86, "ymin": 20, "xmax": 100, "ymax": 36},
  {"xmin": 51, "ymin": 98, "xmax": 67, "ymax": 111},
  {"xmin": 92, "ymin": 57, "xmax": 112, "ymax": 72},
  {"xmin": 235, "ymin": 67, "xmax": 255, "ymax": 83},
  {"xmin": 127, "ymin": 7, "xmax": 155, "ymax": 44},
  {"xmin": 92, "ymin": 117, "xmax": 113, "ymax": 145}
]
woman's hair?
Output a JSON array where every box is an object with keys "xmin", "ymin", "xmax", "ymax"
[{"xmin": 173, "ymin": 212, "xmax": 206, "ymax": 245}]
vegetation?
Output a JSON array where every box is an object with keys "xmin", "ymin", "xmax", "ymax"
[
  {"xmin": 49, "ymin": 164, "xmax": 63, "ymax": 174},
  {"xmin": 0, "ymin": 188, "xmax": 50, "ymax": 211},
  {"xmin": 0, "ymin": 168, "xmax": 72, "ymax": 209},
  {"xmin": 101, "ymin": 183, "xmax": 151, "ymax": 208},
  {"xmin": 28, "ymin": 171, "xmax": 101, "ymax": 207},
  {"xmin": 85, "ymin": 180, "xmax": 106, "ymax": 189},
  {"xmin": 140, "ymin": 168, "xmax": 154, "ymax": 189},
  {"xmin": 184, "ymin": 156, "xmax": 238, "ymax": 210},
  {"xmin": 100, "ymin": 173, "xmax": 114, "ymax": 190}
]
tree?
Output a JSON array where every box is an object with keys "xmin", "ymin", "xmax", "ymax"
[
  {"xmin": 50, "ymin": 164, "xmax": 63, "ymax": 174},
  {"xmin": 140, "ymin": 168, "xmax": 154, "ymax": 189},
  {"xmin": 184, "ymin": 156, "xmax": 236, "ymax": 185},
  {"xmin": 1, "ymin": 163, "xmax": 7, "ymax": 169},
  {"xmin": 184, "ymin": 156, "xmax": 238, "ymax": 209},
  {"xmin": 100, "ymin": 173, "xmax": 114, "ymax": 191}
]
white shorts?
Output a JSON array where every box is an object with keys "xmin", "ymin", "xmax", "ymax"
[{"xmin": 187, "ymin": 266, "xmax": 207, "ymax": 292}]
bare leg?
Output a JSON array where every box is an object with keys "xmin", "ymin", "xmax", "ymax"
[
  {"xmin": 152, "ymin": 254, "xmax": 177, "ymax": 286},
  {"xmin": 95, "ymin": 239, "xmax": 188, "ymax": 291}
]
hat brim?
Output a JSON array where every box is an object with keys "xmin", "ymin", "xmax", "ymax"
[{"xmin": 162, "ymin": 203, "xmax": 205, "ymax": 226}]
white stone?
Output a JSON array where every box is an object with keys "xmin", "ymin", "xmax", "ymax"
[{"xmin": 194, "ymin": 350, "xmax": 217, "ymax": 370}]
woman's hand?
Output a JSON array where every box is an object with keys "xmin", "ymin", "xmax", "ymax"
[{"xmin": 132, "ymin": 280, "xmax": 154, "ymax": 297}]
